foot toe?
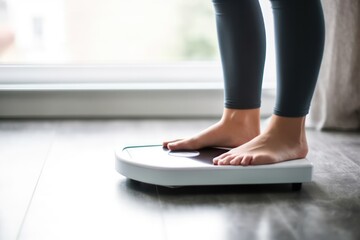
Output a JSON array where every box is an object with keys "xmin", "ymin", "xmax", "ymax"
[
  {"xmin": 240, "ymin": 155, "xmax": 253, "ymax": 166},
  {"xmin": 218, "ymin": 155, "xmax": 234, "ymax": 165},
  {"xmin": 230, "ymin": 156, "xmax": 242, "ymax": 165},
  {"xmin": 167, "ymin": 138, "xmax": 198, "ymax": 151},
  {"xmin": 213, "ymin": 152, "xmax": 230, "ymax": 161},
  {"xmin": 163, "ymin": 139, "xmax": 181, "ymax": 149},
  {"xmin": 167, "ymin": 142, "xmax": 182, "ymax": 151}
]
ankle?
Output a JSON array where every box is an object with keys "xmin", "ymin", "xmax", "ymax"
[
  {"xmin": 266, "ymin": 115, "xmax": 307, "ymax": 143},
  {"xmin": 222, "ymin": 108, "xmax": 260, "ymax": 126},
  {"xmin": 220, "ymin": 108, "xmax": 261, "ymax": 139}
]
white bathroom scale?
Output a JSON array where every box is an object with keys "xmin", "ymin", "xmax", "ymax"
[{"xmin": 115, "ymin": 145, "xmax": 313, "ymax": 190}]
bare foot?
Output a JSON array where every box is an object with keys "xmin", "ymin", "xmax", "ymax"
[
  {"xmin": 163, "ymin": 108, "xmax": 260, "ymax": 151},
  {"xmin": 213, "ymin": 115, "xmax": 309, "ymax": 166}
]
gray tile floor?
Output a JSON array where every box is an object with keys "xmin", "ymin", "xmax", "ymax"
[{"xmin": 0, "ymin": 119, "xmax": 359, "ymax": 240}]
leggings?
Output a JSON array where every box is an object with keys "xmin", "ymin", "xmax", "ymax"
[{"xmin": 212, "ymin": 0, "xmax": 325, "ymax": 117}]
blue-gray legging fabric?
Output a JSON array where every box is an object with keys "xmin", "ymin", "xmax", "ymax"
[{"xmin": 212, "ymin": 0, "xmax": 325, "ymax": 117}]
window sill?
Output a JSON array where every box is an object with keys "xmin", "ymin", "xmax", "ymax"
[
  {"xmin": 0, "ymin": 64, "xmax": 275, "ymax": 118},
  {"xmin": 0, "ymin": 82, "xmax": 275, "ymax": 118}
]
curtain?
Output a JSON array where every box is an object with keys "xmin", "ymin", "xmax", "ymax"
[{"xmin": 308, "ymin": 0, "xmax": 360, "ymax": 130}]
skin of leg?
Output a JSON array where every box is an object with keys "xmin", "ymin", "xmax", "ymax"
[
  {"xmin": 163, "ymin": 108, "xmax": 260, "ymax": 151},
  {"xmin": 213, "ymin": 114, "xmax": 309, "ymax": 165}
]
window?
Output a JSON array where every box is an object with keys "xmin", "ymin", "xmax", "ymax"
[
  {"xmin": 0, "ymin": 0, "xmax": 275, "ymax": 117},
  {"xmin": 1, "ymin": 0, "xmax": 220, "ymax": 64}
]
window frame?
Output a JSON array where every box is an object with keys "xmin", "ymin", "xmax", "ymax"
[{"xmin": 0, "ymin": 63, "xmax": 275, "ymax": 118}]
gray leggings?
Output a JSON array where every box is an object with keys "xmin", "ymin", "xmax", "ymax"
[{"xmin": 212, "ymin": 0, "xmax": 325, "ymax": 117}]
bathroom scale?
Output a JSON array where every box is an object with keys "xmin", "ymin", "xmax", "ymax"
[{"xmin": 115, "ymin": 145, "xmax": 313, "ymax": 190}]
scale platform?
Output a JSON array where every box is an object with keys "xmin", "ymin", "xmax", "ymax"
[{"xmin": 115, "ymin": 145, "xmax": 313, "ymax": 190}]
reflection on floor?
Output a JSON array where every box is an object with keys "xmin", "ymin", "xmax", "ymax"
[{"xmin": 0, "ymin": 119, "xmax": 359, "ymax": 240}]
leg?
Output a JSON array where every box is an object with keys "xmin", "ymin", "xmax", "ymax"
[
  {"xmin": 164, "ymin": 0, "xmax": 266, "ymax": 151},
  {"xmin": 214, "ymin": 0, "xmax": 325, "ymax": 165}
]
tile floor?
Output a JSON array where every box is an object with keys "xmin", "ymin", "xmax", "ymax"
[{"xmin": 0, "ymin": 119, "xmax": 359, "ymax": 240}]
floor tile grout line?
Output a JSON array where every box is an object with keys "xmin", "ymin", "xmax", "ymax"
[{"xmin": 15, "ymin": 129, "xmax": 57, "ymax": 240}]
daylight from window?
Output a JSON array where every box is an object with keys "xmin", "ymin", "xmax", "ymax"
[
  {"xmin": 0, "ymin": 0, "xmax": 221, "ymax": 63},
  {"xmin": 0, "ymin": 0, "xmax": 275, "ymax": 83}
]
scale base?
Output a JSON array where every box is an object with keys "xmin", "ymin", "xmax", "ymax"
[{"xmin": 115, "ymin": 145, "xmax": 313, "ymax": 191}]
